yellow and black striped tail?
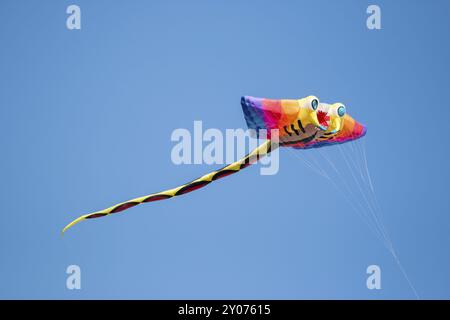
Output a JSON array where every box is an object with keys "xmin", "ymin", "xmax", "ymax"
[{"xmin": 62, "ymin": 140, "xmax": 275, "ymax": 234}]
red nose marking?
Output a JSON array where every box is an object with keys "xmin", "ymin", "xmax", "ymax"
[{"xmin": 317, "ymin": 110, "xmax": 330, "ymax": 127}]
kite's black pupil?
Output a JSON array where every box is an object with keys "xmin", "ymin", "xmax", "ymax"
[{"xmin": 312, "ymin": 99, "xmax": 318, "ymax": 110}]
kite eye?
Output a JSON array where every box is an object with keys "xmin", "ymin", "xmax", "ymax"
[
  {"xmin": 311, "ymin": 99, "xmax": 318, "ymax": 110},
  {"xmin": 337, "ymin": 105, "xmax": 346, "ymax": 117}
]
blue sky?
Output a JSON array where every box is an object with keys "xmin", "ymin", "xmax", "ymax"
[{"xmin": 1, "ymin": 0, "xmax": 449, "ymax": 299}]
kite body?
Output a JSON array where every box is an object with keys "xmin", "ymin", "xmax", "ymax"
[
  {"xmin": 241, "ymin": 96, "xmax": 366, "ymax": 148},
  {"xmin": 63, "ymin": 95, "xmax": 366, "ymax": 233}
]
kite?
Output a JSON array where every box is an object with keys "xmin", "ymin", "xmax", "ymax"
[{"xmin": 62, "ymin": 95, "xmax": 366, "ymax": 233}]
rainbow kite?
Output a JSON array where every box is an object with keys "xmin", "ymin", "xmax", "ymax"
[{"xmin": 62, "ymin": 95, "xmax": 366, "ymax": 233}]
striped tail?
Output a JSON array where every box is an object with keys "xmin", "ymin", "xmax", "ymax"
[{"xmin": 62, "ymin": 140, "xmax": 275, "ymax": 234}]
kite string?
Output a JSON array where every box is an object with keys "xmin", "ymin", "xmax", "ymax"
[
  {"xmin": 340, "ymin": 141, "xmax": 419, "ymax": 299},
  {"xmin": 358, "ymin": 141, "xmax": 419, "ymax": 299},
  {"xmin": 357, "ymin": 141, "xmax": 393, "ymax": 245},
  {"xmin": 349, "ymin": 140, "xmax": 394, "ymax": 251},
  {"xmin": 315, "ymin": 148, "xmax": 388, "ymax": 244},
  {"xmin": 284, "ymin": 147, "xmax": 329, "ymax": 179},
  {"xmin": 336, "ymin": 144, "xmax": 393, "ymax": 250},
  {"xmin": 291, "ymin": 142, "xmax": 419, "ymax": 299},
  {"xmin": 287, "ymin": 146, "xmax": 389, "ymax": 248}
]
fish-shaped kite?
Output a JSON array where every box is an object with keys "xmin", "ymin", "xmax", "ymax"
[{"xmin": 62, "ymin": 95, "xmax": 366, "ymax": 233}]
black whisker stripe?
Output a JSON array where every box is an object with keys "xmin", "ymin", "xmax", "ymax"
[
  {"xmin": 284, "ymin": 126, "xmax": 292, "ymax": 136},
  {"xmin": 290, "ymin": 124, "xmax": 299, "ymax": 135},
  {"xmin": 281, "ymin": 132, "xmax": 318, "ymax": 146},
  {"xmin": 297, "ymin": 119, "xmax": 305, "ymax": 133},
  {"xmin": 301, "ymin": 131, "xmax": 317, "ymax": 143}
]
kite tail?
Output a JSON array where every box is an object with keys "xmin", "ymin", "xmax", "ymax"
[{"xmin": 62, "ymin": 140, "xmax": 275, "ymax": 234}]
